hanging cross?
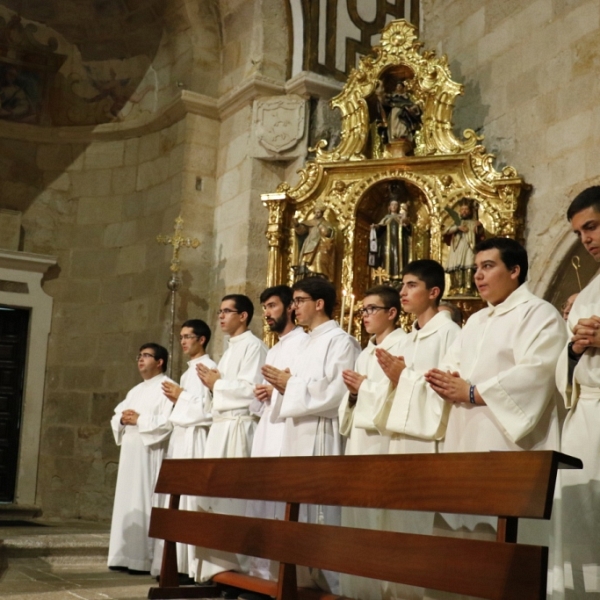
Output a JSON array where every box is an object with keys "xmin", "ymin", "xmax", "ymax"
[
  {"xmin": 156, "ymin": 216, "xmax": 201, "ymax": 273},
  {"xmin": 372, "ymin": 266, "xmax": 390, "ymax": 284}
]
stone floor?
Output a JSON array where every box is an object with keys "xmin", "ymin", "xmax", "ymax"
[{"xmin": 0, "ymin": 520, "xmax": 156, "ymax": 599}]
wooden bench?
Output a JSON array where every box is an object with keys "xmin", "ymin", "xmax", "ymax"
[{"xmin": 148, "ymin": 451, "xmax": 581, "ymax": 600}]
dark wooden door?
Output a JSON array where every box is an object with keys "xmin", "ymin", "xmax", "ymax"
[{"xmin": 0, "ymin": 306, "xmax": 29, "ymax": 502}]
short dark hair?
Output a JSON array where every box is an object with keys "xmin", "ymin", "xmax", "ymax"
[
  {"xmin": 259, "ymin": 285, "xmax": 294, "ymax": 307},
  {"xmin": 139, "ymin": 342, "xmax": 168, "ymax": 372},
  {"xmin": 363, "ymin": 285, "xmax": 400, "ymax": 315},
  {"xmin": 567, "ymin": 186, "xmax": 600, "ymax": 221},
  {"xmin": 181, "ymin": 319, "xmax": 211, "ymax": 348},
  {"xmin": 292, "ymin": 277, "xmax": 336, "ymax": 318},
  {"xmin": 221, "ymin": 294, "xmax": 254, "ymax": 324},
  {"xmin": 402, "ymin": 259, "xmax": 446, "ymax": 304},
  {"xmin": 475, "ymin": 237, "xmax": 528, "ymax": 285}
]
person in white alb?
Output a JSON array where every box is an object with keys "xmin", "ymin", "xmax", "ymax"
[
  {"xmin": 108, "ymin": 343, "xmax": 173, "ymax": 574},
  {"xmin": 197, "ymin": 294, "xmax": 268, "ymax": 582},
  {"xmin": 424, "ymin": 237, "xmax": 566, "ymax": 600},
  {"xmin": 553, "ymin": 187, "xmax": 600, "ymax": 598},
  {"xmin": 337, "ymin": 285, "xmax": 405, "ymax": 600},
  {"xmin": 151, "ymin": 320, "xmax": 216, "ymax": 582},
  {"xmin": 377, "ymin": 259, "xmax": 461, "ymax": 454},
  {"xmin": 246, "ymin": 285, "xmax": 307, "ymax": 587},
  {"xmin": 425, "ymin": 238, "xmax": 566, "ymax": 454},
  {"xmin": 264, "ymin": 277, "xmax": 360, "ymax": 593},
  {"xmin": 339, "ymin": 285, "xmax": 405, "ymax": 456}
]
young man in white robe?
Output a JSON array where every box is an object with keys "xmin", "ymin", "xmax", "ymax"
[
  {"xmin": 197, "ymin": 294, "xmax": 268, "ymax": 582},
  {"xmin": 247, "ymin": 285, "xmax": 307, "ymax": 584},
  {"xmin": 425, "ymin": 238, "xmax": 566, "ymax": 453},
  {"xmin": 553, "ymin": 187, "xmax": 600, "ymax": 598},
  {"xmin": 368, "ymin": 261, "xmax": 460, "ymax": 600},
  {"xmin": 263, "ymin": 277, "xmax": 360, "ymax": 593},
  {"xmin": 151, "ymin": 319, "xmax": 216, "ymax": 582},
  {"xmin": 337, "ymin": 285, "xmax": 405, "ymax": 600},
  {"xmin": 377, "ymin": 259, "xmax": 461, "ymax": 454},
  {"xmin": 108, "ymin": 343, "xmax": 173, "ymax": 574},
  {"xmin": 424, "ymin": 237, "xmax": 566, "ymax": 600}
]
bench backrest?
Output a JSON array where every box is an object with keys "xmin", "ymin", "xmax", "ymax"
[{"xmin": 149, "ymin": 451, "xmax": 581, "ymax": 600}]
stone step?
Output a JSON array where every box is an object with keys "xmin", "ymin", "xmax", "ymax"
[{"xmin": 0, "ymin": 520, "xmax": 110, "ymax": 566}]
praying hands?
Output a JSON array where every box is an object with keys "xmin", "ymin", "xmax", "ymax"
[
  {"xmin": 162, "ymin": 380, "xmax": 183, "ymax": 403},
  {"xmin": 375, "ymin": 347, "xmax": 406, "ymax": 387},
  {"xmin": 571, "ymin": 315, "xmax": 600, "ymax": 354},
  {"xmin": 424, "ymin": 369, "xmax": 484, "ymax": 405},
  {"xmin": 196, "ymin": 362, "xmax": 221, "ymax": 391},
  {"xmin": 261, "ymin": 365, "xmax": 291, "ymax": 395}
]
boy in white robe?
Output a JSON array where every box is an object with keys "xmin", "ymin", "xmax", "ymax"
[
  {"xmin": 339, "ymin": 285, "xmax": 405, "ymax": 455},
  {"xmin": 151, "ymin": 319, "xmax": 216, "ymax": 581},
  {"xmin": 197, "ymin": 294, "xmax": 267, "ymax": 582},
  {"xmin": 553, "ymin": 187, "xmax": 600, "ymax": 598},
  {"xmin": 425, "ymin": 238, "xmax": 566, "ymax": 453},
  {"xmin": 377, "ymin": 259, "xmax": 460, "ymax": 454},
  {"xmin": 108, "ymin": 343, "xmax": 173, "ymax": 573},
  {"xmin": 424, "ymin": 238, "xmax": 566, "ymax": 600},
  {"xmin": 338, "ymin": 285, "xmax": 405, "ymax": 600},
  {"xmin": 372, "ymin": 260, "xmax": 460, "ymax": 600},
  {"xmin": 247, "ymin": 285, "xmax": 307, "ymax": 583},
  {"xmin": 264, "ymin": 277, "xmax": 360, "ymax": 593}
]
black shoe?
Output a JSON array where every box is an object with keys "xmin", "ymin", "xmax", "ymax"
[
  {"xmin": 178, "ymin": 573, "xmax": 196, "ymax": 586},
  {"xmin": 219, "ymin": 585, "xmax": 246, "ymax": 599},
  {"xmin": 108, "ymin": 566, "xmax": 128, "ymax": 572},
  {"xmin": 127, "ymin": 569, "xmax": 151, "ymax": 575}
]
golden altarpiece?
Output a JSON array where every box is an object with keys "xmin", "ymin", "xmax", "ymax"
[{"xmin": 261, "ymin": 20, "xmax": 528, "ymax": 339}]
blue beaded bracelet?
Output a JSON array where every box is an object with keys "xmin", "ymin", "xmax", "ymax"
[{"xmin": 469, "ymin": 385, "xmax": 476, "ymax": 405}]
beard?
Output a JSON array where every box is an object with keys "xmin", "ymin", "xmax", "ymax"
[{"xmin": 267, "ymin": 312, "xmax": 288, "ymax": 334}]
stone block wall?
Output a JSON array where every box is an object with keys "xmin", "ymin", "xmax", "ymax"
[
  {"xmin": 16, "ymin": 111, "xmax": 220, "ymax": 519},
  {"xmin": 422, "ymin": 0, "xmax": 600, "ymax": 294}
]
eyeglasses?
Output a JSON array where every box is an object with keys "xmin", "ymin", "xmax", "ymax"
[
  {"xmin": 180, "ymin": 334, "xmax": 199, "ymax": 341},
  {"xmin": 136, "ymin": 352, "xmax": 156, "ymax": 360},
  {"xmin": 218, "ymin": 309, "xmax": 239, "ymax": 316},
  {"xmin": 358, "ymin": 305, "xmax": 389, "ymax": 316},
  {"xmin": 292, "ymin": 296, "xmax": 314, "ymax": 307}
]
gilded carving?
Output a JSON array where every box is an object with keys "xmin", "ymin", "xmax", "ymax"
[{"xmin": 262, "ymin": 20, "xmax": 527, "ymax": 342}]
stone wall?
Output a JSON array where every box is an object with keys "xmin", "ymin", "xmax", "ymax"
[
  {"xmin": 28, "ymin": 114, "xmax": 220, "ymax": 519},
  {"xmin": 0, "ymin": 0, "xmax": 294, "ymax": 520},
  {"xmin": 422, "ymin": 0, "xmax": 600, "ymax": 297}
]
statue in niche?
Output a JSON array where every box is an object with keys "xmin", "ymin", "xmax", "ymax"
[
  {"xmin": 443, "ymin": 200, "xmax": 485, "ymax": 295},
  {"xmin": 386, "ymin": 80, "xmax": 422, "ymax": 142},
  {"xmin": 293, "ymin": 205, "xmax": 337, "ymax": 281},
  {"xmin": 369, "ymin": 193, "xmax": 412, "ymax": 279}
]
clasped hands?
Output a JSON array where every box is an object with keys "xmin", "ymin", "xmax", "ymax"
[
  {"xmin": 196, "ymin": 363, "xmax": 221, "ymax": 391},
  {"xmin": 162, "ymin": 380, "xmax": 183, "ymax": 403},
  {"xmin": 571, "ymin": 315, "xmax": 600, "ymax": 355},
  {"xmin": 261, "ymin": 365, "xmax": 291, "ymax": 395},
  {"xmin": 424, "ymin": 369, "xmax": 483, "ymax": 405},
  {"xmin": 341, "ymin": 348, "xmax": 406, "ymax": 404},
  {"xmin": 120, "ymin": 409, "xmax": 139, "ymax": 425}
]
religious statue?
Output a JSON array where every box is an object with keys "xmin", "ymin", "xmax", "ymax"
[
  {"xmin": 369, "ymin": 198, "xmax": 412, "ymax": 279},
  {"xmin": 384, "ymin": 80, "xmax": 422, "ymax": 143},
  {"xmin": 293, "ymin": 205, "xmax": 337, "ymax": 281},
  {"xmin": 443, "ymin": 200, "xmax": 485, "ymax": 295}
]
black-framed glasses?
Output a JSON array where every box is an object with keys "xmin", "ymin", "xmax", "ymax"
[
  {"xmin": 292, "ymin": 295, "xmax": 314, "ymax": 307},
  {"xmin": 136, "ymin": 352, "xmax": 156, "ymax": 360},
  {"xmin": 218, "ymin": 309, "xmax": 239, "ymax": 315},
  {"xmin": 180, "ymin": 334, "xmax": 199, "ymax": 340},
  {"xmin": 358, "ymin": 305, "xmax": 389, "ymax": 316}
]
